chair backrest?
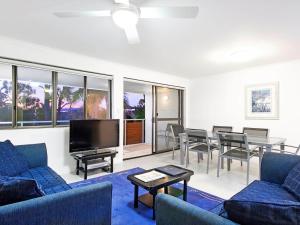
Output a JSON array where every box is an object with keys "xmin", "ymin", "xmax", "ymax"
[
  {"xmin": 169, "ymin": 124, "xmax": 184, "ymax": 138},
  {"xmin": 186, "ymin": 129, "xmax": 209, "ymax": 145},
  {"xmin": 212, "ymin": 126, "xmax": 233, "ymax": 133},
  {"xmin": 216, "ymin": 131, "xmax": 249, "ymax": 150},
  {"xmin": 243, "ymin": 127, "xmax": 269, "ymax": 138}
]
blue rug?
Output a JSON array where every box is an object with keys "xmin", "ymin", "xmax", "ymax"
[{"xmin": 70, "ymin": 168, "xmax": 223, "ymax": 225}]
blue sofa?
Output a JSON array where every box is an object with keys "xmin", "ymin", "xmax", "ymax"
[
  {"xmin": 0, "ymin": 143, "xmax": 112, "ymax": 225},
  {"xmin": 156, "ymin": 152, "xmax": 300, "ymax": 225}
]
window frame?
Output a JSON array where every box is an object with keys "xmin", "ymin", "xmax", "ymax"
[{"xmin": 0, "ymin": 60, "xmax": 112, "ymax": 130}]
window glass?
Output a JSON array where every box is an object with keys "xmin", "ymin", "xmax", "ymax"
[
  {"xmin": 17, "ymin": 67, "xmax": 53, "ymax": 127},
  {"xmin": 124, "ymin": 92, "xmax": 145, "ymax": 119},
  {"xmin": 86, "ymin": 77, "xmax": 110, "ymax": 119},
  {"xmin": 57, "ymin": 73, "xmax": 84, "ymax": 125},
  {"xmin": 0, "ymin": 64, "xmax": 12, "ymax": 127}
]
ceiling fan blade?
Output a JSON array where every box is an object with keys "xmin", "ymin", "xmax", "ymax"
[
  {"xmin": 124, "ymin": 26, "xmax": 140, "ymax": 44},
  {"xmin": 140, "ymin": 6, "xmax": 199, "ymax": 19},
  {"xmin": 114, "ymin": 0, "xmax": 129, "ymax": 4},
  {"xmin": 54, "ymin": 10, "xmax": 111, "ymax": 18}
]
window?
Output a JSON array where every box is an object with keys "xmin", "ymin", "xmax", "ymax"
[
  {"xmin": 86, "ymin": 77, "xmax": 110, "ymax": 119},
  {"xmin": 17, "ymin": 67, "xmax": 53, "ymax": 127},
  {"xmin": 124, "ymin": 92, "xmax": 145, "ymax": 119},
  {"xmin": 0, "ymin": 64, "xmax": 13, "ymax": 127},
  {"xmin": 56, "ymin": 73, "xmax": 84, "ymax": 125}
]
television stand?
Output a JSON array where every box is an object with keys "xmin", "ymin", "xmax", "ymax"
[{"xmin": 72, "ymin": 149, "xmax": 118, "ymax": 180}]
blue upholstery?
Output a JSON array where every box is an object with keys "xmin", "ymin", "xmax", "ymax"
[
  {"xmin": 20, "ymin": 166, "xmax": 70, "ymax": 191},
  {"xmin": 15, "ymin": 143, "xmax": 47, "ymax": 168},
  {"xmin": 0, "ymin": 176, "xmax": 44, "ymax": 206},
  {"xmin": 155, "ymin": 194, "xmax": 238, "ymax": 225},
  {"xmin": 261, "ymin": 152, "xmax": 300, "ymax": 185},
  {"xmin": 283, "ymin": 162, "xmax": 300, "ymax": 200},
  {"xmin": 0, "ymin": 142, "xmax": 112, "ymax": 225},
  {"xmin": 0, "ymin": 140, "xmax": 29, "ymax": 176},
  {"xmin": 156, "ymin": 152, "xmax": 300, "ymax": 225},
  {"xmin": 0, "ymin": 182, "xmax": 112, "ymax": 225},
  {"xmin": 224, "ymin": 180, "xmax": 300, "ymax": 225}
]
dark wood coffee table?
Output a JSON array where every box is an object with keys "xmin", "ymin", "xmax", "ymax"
[{"xmin": 127, "ymin": 165, "xmax": 194, "ymax": 220}]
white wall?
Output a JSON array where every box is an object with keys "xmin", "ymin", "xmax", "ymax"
[
  {"xmin": 189, "ymin": 59, "xmax": 300, "ymax": 146},
  {"xmin": 0, "ymin": 35, "xmax": 190, "ymax": 174}
]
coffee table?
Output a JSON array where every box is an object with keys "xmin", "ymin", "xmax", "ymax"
[{"xmin": 127, "ymin": 165, "xmax": 194, "ymax": 220}]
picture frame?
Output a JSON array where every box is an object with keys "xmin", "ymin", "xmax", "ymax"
[{"xmin": 245, "ymin": 82, "xmax": 279, "ymax": 120}]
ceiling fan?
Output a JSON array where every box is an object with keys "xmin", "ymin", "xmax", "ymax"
[{"xmin": 54, "ymin": 0, "xmax": 199, "ymax": 44}]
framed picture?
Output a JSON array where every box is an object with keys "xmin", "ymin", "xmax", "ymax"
[{"xmin": 245, "ymin": 82, "xmax": 279, "ymax": 120}]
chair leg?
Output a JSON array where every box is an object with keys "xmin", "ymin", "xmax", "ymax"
[
  {"xmin": 241, "ymin": 161, "xmax": 243, "ymax": 166},
  {"xmin": 227, "ymin": 159, "xmax": 231, "ymax": 171},
  {"xmin": 217, "ymin": 156, "xmax": 221, "ymax": 177},
  {"xmin": 246, "ymin": 161, "xmax": 250, "ymax": 185},
  {"xmin": 211, "ymin": 152, "xmax": 213, "ymax": 160},
  {"xmin": 172, "ymin": 146, "xmax": 175, "ymax": 160},
  {"xmin": 197, "ymin": 152, "xmax": 200, "ymax": 163},
  {"xmin": 185, "ymin": 148, "xmax": 189, "ymax": 168},
  {"xmin": 206, "ymin": 152, "xmax": 210, "ymax": 174}
]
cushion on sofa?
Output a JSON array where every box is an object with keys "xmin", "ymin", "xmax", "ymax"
[
  {"xmin": 0, "ymin": 140, "xmax": 29, "ymax": 176},
  {"xmin": 19, "ymin": 166, "xmax": 71, "ymax": 193},
  {"xmin": 224, "ymin": 180, "xmax": 300, "ymax": 225},
  {"xmin": 282, "ymin": 162, "xmax": 300, "ymax": 200},
  {"xmin": 0, "ymin": 176, "xmax": 44, "ymax": 206}
]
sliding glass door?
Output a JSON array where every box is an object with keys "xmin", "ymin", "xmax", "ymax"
[{"xmin": 153, "ymin": 86, "xmax": 184, "ymax": 153}]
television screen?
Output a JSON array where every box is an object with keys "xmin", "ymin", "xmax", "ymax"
[{"xmin": 69, "ymin": 119, "xmax": 119, "ymax": 153}]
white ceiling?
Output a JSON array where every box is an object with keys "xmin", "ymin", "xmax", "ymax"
[{"xmin": 0, "ymin": 0, "xmax": 300, "ymax": 78}]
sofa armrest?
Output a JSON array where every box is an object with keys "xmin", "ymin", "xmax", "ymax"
[
  {"xmin": 15, "ymin": 143, "xmax": 48, "ymax": 168},
  {"xmin": 261, "ymin": 152, "xmax": 300, "ymax": 184},
  {"xmin": 0, "ymin": 182, "xmax": 112, "ymax": 225},
  {"xmin": 156, "ymin": 194, "xmax": 238, "ymax": 225}
]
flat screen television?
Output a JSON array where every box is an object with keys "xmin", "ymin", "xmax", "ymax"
[{"xmin": 69, "ymin": 119, "xmax": 119, "ymax": 153}]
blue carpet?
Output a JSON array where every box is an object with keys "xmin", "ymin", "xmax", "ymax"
[{"xmin": 70, "ymin": 168, "xmax": 224, "ymax": 225}]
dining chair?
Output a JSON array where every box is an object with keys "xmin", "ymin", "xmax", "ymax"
[
  {"xmin": 184, "ymin": 129, "xmax": 218, "ymax": 174},
  {"xmin": 242, "ymin": 127, "xmax": 269, "ymax": 166},
  {"xmin": 216, "ymin": 132, "xmax": 259, "ymax": 185},
  {"xmin": 212, "ymin": 126, "xmax": 233, "ymax": 133},
  {"xmin": 167, "ymin": 124, "xmax": 185, "ymax": 160},
  {"xmin": 211, "ymin": 126, "xmax": 233, "ymax": 159}
]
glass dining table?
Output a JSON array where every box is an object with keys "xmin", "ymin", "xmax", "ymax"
[{"xmin": 178, "ymin": 131, "xmax": 287, "ymax": 167}]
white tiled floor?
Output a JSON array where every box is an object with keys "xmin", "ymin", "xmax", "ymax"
[{"xmin": 62, "ymin": 150, "xmax": 260, "ymax": 199}]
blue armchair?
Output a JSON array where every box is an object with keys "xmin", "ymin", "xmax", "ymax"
[
  {"xmin": 0, "ymin": 143, "xmax": 112, "ymax": 225},
  {"xmin": 156, "ymin": 152, "xmax": 300, "ymax": 225}
]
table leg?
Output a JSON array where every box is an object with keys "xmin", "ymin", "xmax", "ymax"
[
  {"xmin": 76, "ymin": 159, "xmax": 79, "ymax": 175},
  {"xmin": 110, "ymin": 156, "xmax": 114, "ymax": 173},
  {"xmin": 152, "ymin": 190, "xmax": 157, "ymax": 220},
  {"xmin": 280, "ymin": 143, "xmax": 285, "ymax": 154},
  {"xmin": 164, "ymin": 186, "xmax": 169, "ymax": 194},
  {"xmin": 227, "ymin": 159, "xmax": 231, "ymax": 171},
  {"xmin": 84, "ymin": 160, "xmax": 87, "ymax": 180},
  {"xmin": 183, "ymin": 180, "xmax": 188, "ymax": 201},
  {"xmin": 134, "ymin": 185, "xmax": 139, "ymax": 208}
]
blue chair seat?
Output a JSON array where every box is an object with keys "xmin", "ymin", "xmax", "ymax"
[{"xmin": 19, "ymin": 167, "xmax": 70, "ymax": 192}]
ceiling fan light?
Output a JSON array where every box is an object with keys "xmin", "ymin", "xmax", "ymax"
[
  {"xmin": 112, "ymin": 10, "xmax": 138, "ymax": 29},
  {"xmin": 112, "ymin": 8, "xmax": 139, "ymax": 29}
]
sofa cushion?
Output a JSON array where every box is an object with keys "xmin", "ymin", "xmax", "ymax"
[
  {"xmin": 224, "ymin": 180, "xmax": 300, "ymax": 225},
  {"xmin": 282, "ymin": 162, "xmax": 300, "ymax": 200},
  {"xmin": 0, "ymin": 140, "xmax": 29, "ymax": 176},
  {"xmin": 43, "ymin": 183, "xmax": 71, "ymax": 195},
  {"xmin": 19, "ymin": 166, "xmax": 69, "ymax": 191},
  {"xmin": 0, "ymin": 176, "xmax": 44, "ymax": 206}
]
